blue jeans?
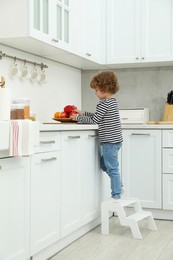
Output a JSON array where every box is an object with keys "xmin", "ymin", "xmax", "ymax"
[{"xmin": 101, "ymin": 142, "xmax": 122, "ymax": 199}]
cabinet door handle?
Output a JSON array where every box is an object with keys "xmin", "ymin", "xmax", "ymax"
[
  {"xmin": 52, "ymin": 38, "xmax": 59, "ymax": 43},
  {"xmin": 41, "ymin": 157, "xmax": 57, "ymax": 163},
  {"xmin": 86, "ymin": 53, "xmax": 91, "ymax": 57},
  {"xmin": 40, "ymin": 140, "xmax": 56, "ymax": 144},
  {"xmin": 131, "ymin": 133, "xmax": 151, "ymax": 136},
  {"xmin": 88, "ymin": 135, "xmax": 97, "ymax": 138},
  {"xmin": 68, "ymin": 136, "xmax": 80, "ymax": 139}
]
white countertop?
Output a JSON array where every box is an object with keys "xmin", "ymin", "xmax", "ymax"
[
  {"xmin": 39, "ymin": 122, "xmax": 173, "ymax": 131},
  {"xmin": 39, "ymin": 122, "xmax": 98, "ymax": 131},
  {"xmin": 121, "ymin": 123, "xmax": 173, "ymax": 129}
]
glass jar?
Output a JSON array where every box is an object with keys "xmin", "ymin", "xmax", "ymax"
[
  {"xmin": 12, "ymin": 98, "xmax": 30, "ymax": 119},
  {"xmin": 29, "ymin": 111, "xmax": 36, "ymax": 121},
  {"xmin": 10, "ymin": 104, "xmax": 25, "ymax": 119}
]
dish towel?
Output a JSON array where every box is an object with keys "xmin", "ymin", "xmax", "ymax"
[{"xmin": 9, "ymin": 120, "xmax": 34, "ymax": 156}]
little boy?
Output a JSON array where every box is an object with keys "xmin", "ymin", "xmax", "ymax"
[{"xmin": 70, "ymin": 70, "xmax": 123, "ymax": 200}]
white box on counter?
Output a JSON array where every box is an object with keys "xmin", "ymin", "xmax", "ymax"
[{"xmin": 119, "ymin": 108, "xmax": 149, "ymax": 124}]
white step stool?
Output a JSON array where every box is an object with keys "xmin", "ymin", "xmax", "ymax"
[{"xmin": 101, "ymin": 198, "xmax": 157, "ymax": 239}]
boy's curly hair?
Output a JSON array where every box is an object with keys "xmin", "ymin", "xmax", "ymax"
[{"xmin": 90, "ymin": 71, "xmax": 120, "ymax": 94}]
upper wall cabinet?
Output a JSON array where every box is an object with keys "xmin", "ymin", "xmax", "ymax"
[
  {"xmin": 69, "ymin": 0, "xmax": 106, "ymax": 64},
  {"xmin": 82, "ymin": 0, "xmax": 106, "ymax": 64},
  {"xmin": 0, "ymin": 0, "xmax": 71, "ymax": 54},
  {"xmin": 107, "ymin": 0, "xmax": 173, "ymax": 65},
  {"xmin": 0, "ymin": 0, "xmax": 105, "ymax": 69},
  {"xmin": 30, "ymin": 0, "xmax": 70, "ymax": 51}
]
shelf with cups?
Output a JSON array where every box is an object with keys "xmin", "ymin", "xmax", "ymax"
[{"xmin": 0, "ymin": 50, "xmax": 48, "ymax": 83}]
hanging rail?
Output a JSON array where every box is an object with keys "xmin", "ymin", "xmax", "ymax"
[{"xmin": 0, "ymin": 50, "xmax": 48, "ymax": 69}]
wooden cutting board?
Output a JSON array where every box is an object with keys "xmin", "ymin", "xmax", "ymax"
[{"xmin": 147, "ymin": 121, "xmax": 173, "ymax": 124}]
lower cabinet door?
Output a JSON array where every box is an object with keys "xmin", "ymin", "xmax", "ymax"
[
  {"xmin": 163, "ymin": 174, "xmax": 173, "ymax": 210},
  {"xmin": 61, "ymin": 131, "xmax": 100, "ymax": 238},
  {"xmin": 163, "ymin": 149, "xmax": 173, "ymax": 173},
  {"xmin": 0, "ymin": 157, "xmax": 30, "ymax": 260},
  {"xmin": 30, "ymin": 151, "xmax": 60, "ymax": 255},
  {"xmin": 81, "ymin": 132, "xmax": 100, "ymax": 225},
  {"xmin": 122, "ymin": 129, "xmax": 162, "ymax": 208},
  {"xmin": 60, "ymin": 132, "xmax": 82, "ymax": 238}
]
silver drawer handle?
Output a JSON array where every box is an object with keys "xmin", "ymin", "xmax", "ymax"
[
  {"xmin": 88, "ymin": 135, "xmax": 97, "ymax": 138},
  {"xmin": 40, "ymin": 140, "xmax": 56, "ymax": 144},
  {"xmin": 131, "ymin": 133, "xmax": 150, "ymax": 136},
  {"xmin": 41, "ymin": 157, "xmax": 57, "ymax": 163},
  {"xmin": 52, "ymin": 38, "xmax": 59, "ymax": 43},
  {"xmin": 68, "ymin": 136, "xmax": 80, "ymax": 139},
  {"xmin": 86, "ymin": 53, "xmax": 91, "ymax": 56}
]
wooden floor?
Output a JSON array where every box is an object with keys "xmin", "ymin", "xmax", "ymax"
[{"xmin": 50, "ymin": 217, "xmax": 173, "ymax": 260}]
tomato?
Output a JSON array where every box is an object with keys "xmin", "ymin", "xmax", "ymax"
[
  {"xmin": 54, "ymin": 111, "xmax": 61, "ymax": 118},
  {"xmin": 64, "ymin": 105, "xmax": 77, "ymax": 114},
  {"xmin": 60, "ymin": 111, "xmax": 68, "ymax": 118}
]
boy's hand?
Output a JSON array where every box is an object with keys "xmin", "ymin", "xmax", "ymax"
[
  {"xmin": 74, "ymin": 109, "xmax": 85, "ymax": 115},
  {"xmin": 70, "ymin": 113, "xmax": 78, "ymax": 121}
]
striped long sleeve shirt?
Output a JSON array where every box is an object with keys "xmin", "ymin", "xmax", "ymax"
[{"xmin": 77, "ymin": 98, "xmax": 123, "ymax": 144}]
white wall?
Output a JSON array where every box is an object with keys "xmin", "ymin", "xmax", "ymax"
[{"xmin": 0, "ymin": 44, "xmax": 81, "ymax": 122}]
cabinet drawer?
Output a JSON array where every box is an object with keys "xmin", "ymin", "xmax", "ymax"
[
  {"xmin": 163, "ymin": 130, "xmax": 173, "ymax": 147},
  {"xmin": 163, "ymin": 174, "xmax": 173, "ymax": 210},
  {"xmin": 163, "ymin": 149, "xmax": 173, "ymax": 173},
  {"xmin": 34, "ymin": 132, "xmax": 61, "ymax": 153}
]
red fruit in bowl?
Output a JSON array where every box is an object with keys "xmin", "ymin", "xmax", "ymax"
[
  {"xmin": 59, "ymin": 111, "xmax": 68, "ymax": 118},
  {"xmin": 69, "ymin": 111, "xmax": 78, "ymax": 116},
  {"xmin": 64, "ymin": 105, "xmax": 77, "ymax": 114}
]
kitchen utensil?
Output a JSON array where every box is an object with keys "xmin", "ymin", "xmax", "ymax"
[
  {"xmin": 167, "ymin": 90, "xmax": 173, "ymax": 104},
  {"xmin": 162, "ymin": 103, "xmax": 173, "ymax": 121}
]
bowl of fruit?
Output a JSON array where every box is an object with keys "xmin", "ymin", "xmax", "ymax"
[{"xmin": 53, "ymin": 105, "xmax": 78, "ymax": 123}]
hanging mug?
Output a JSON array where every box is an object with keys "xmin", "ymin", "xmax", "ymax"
[
  {"xmin": 39, "ymin": 67, "xmax": 46, "ymax": 83},
  {"xmin": 30, "ymin": 63, "xmax": 39, "ymax": 81},
  {"xmin": 9, "ymin": 58, "xmax": 18, "ymax": 78},
  {"xmin": 20, "ymin": 60, "xmax": 28, "ymax": 79}
]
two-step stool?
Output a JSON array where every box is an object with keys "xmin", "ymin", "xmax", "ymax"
[{"xmin": 101, "ymin": 198, "xmax": 157, "ymax": 239}]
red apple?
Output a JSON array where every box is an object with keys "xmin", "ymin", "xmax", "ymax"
[
  {"xmin": 69, "ymin": 111, "xmax": 78, "ymax": 116},
  {"xmin": 59, "ymin": 111, "xmax": 68, "ymax": 118},
  {"xmin": 64, "ymin": 105, "xmax": 77, "ymax": 114}
]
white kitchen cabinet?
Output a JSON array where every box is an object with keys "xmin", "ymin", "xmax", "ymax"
[
  {"xmin": 60, "ymin": 131, "xmax": 82, "ymax": 237},
  {"xmin": 30, "ymin": 132, "xmax": 61, "ymax": 256},
  {"xmin": 163, "ymin": 174, "xmax": 173, "ymax": 210},
  {"xmin": 60, "ymin": 130, "xmax": 100, "ymax": 237},
  {"xmin": 163, "ymin": 149, "xmax": 173, "ymax": 173},
  {"xmin": 70, "ymin": 0, "xmax": 106, "ymax": 63},
  {"xmin": 30, "ymin": 0, "xmax": 71, "ymax": 52},
  {"xmin": 121, "ymin": 129, "xmax": 162, "ymax": 209},
  {"xmin": 162, "ymin": 130, "xmax": 173, "ymax": 210},
  {"xmin": 0, "ymin": 0, "xmax": 87, "ymax": 67},
  {"xmin": 81, "ymin": 0, "xmax": 106, "ymax": 64},
  {"xmin": 0, "ymin": 157, "xmax": 30, "ymax": 260},
  {"xmin": 81, "ymin": 132, "xmax": 100, "ymax": 224},
  {"xmin": 107, "ymin": 0, "xmax": 173, "ymax": 64},
  {"xmin": 163, "ymin": 129, "xmax": 173, "ymax": 147}
]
